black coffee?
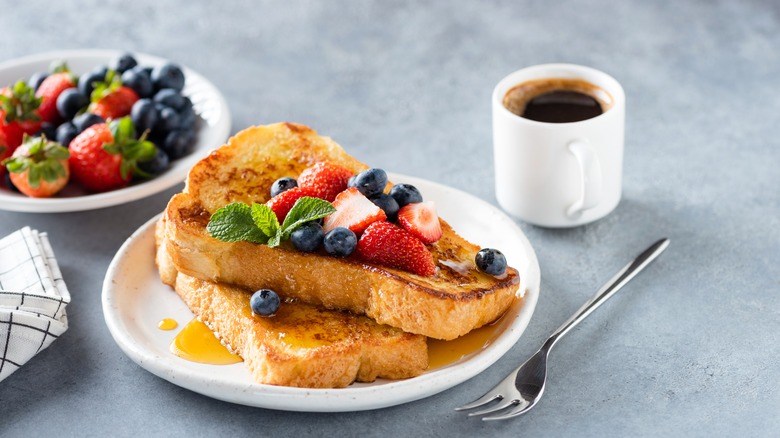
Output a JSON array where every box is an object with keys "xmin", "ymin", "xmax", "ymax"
[
  {"xmin": 521, "ymin": 90, "xmax": 602, "ymax": 123},
  {"xmin": 503, "ymin": 78, "xmax": 612, "ymax": 123}
]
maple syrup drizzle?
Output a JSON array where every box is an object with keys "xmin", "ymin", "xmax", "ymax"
[
  {"xmin": 157, "ymin": 318, "xmax": 179, "ymax": 330},
  {"xmin": 170, "ymin": 319, "xmax": 242, "ymax": 365},
  {"xmin": 166, "ymin": 297, "xmax": 521, "ymax": 370},
  {"xmin": 427, "ymin": 308, "xmax": 512, "ymax": 369}
]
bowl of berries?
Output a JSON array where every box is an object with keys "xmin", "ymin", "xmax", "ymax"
[{"xmin": 0, "ymin": 49, "xmax": 231, "ymax": 212}]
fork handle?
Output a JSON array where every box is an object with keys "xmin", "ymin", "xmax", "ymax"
[{"xmin": 544, "ymin": 238, "xmax": 670, "ymax": 350}]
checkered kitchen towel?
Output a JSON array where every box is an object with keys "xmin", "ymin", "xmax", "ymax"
[{"xmin": 0, "ymin": 227, "xmax": 69, "ymax": 382}]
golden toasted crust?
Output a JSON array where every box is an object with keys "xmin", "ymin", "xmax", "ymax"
[
  {"xmin": 155, "ymin": 221, "xmax": 428, "ymax": 388},
  {"xmin": 164, "ymin": 123, "xmax": 520, "ymax": 340}
]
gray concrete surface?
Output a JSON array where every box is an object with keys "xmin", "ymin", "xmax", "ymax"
[{"xmin": 0, "ymin": 0, "xmax": 778, "ymax": 436}]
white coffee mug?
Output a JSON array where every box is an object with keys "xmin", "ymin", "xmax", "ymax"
[{"xmin": 492, "ymin": 64, "xmax": 625, "ymax": 227}]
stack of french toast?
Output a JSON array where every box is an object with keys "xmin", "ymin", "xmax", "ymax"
[{"xmin": 155, "ymin": 122, "xmax": 521, "ymax": 388}]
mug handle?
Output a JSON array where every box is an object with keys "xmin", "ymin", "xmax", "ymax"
[{"xmin": 566, "ymin": 140, "xmax": 602, "ymax": 217}]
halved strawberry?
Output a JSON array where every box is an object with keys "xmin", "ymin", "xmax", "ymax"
[
  {"xmin": 36, "ymin": 71, "xmax": 75, "ymax": 123},
  {"xmin": 397, "ymin": 201, "xmax": 442, "ymax": 243},
  {"xmin": 267, "ymin": 186, "xmax": 318, "ymax": 222},
  {"xmin": 356, "ymin": 221, "xmax": 436, "ymax": 277},
  {"xmin": 323, "ymin": 187, "xmax": 386, "ymax": 234},
  {"xmin": 297, "ymin": 162, "xmax": 353, "ymax": 202}
]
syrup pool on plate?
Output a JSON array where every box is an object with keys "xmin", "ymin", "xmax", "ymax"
[
  {"xmin": 157, "ymin": 318, "xmax": 178, "ymax": 330},
  {"xmin": 427, "ymin": 303, "xmax": 515, "ymax": 369},
  {"xmin": 169, "ymin": 318, "xmax": 242, "ymax": 365}
]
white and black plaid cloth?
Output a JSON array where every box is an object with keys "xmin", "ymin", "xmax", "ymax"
[{"xmin": 0, "ymin": 227, "xmax": 69, "ymax": 382}]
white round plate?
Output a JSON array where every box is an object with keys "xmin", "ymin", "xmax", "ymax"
[
  {"xmin": 102, "ymin": 174, "xmax": 540, "ymax": 412},
  {"xmin": 0, "ymin": 49, "xmax": 231, "ymax": 213}
]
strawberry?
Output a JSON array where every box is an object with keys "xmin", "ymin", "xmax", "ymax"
[
  {"xmin": 397, "ymin": 201, "xmax": 442, "ymax": 243},
  {"xmin": 68, "ymin": 117, "xmax": 156, "ymax": 192},
  {"xmin": 323, "ymin": 187, "xmax": 387, "ymax": 234},
  {"xmin": 267, "ymin": 186, "xmax": 318, "ymax": 222},
  {"xmin": 297, "ymin": 162, "xmax": 353, "ymax": 202},
  {"xmin": 3, "ymin": 136, "xmax": 70, "ymax": 198},
  {"xmin": 90, "ymin": 86, "xmax": 139, "ymax": 120},
  {"xmin": 87, "ymin": 69, "xmax": 139, "ymax": 120},
  {"xmin": 0, "ymin": 81, "xmax": 43, "ymax": 151},
  {"xmin": 35, "ymin": 71, "xmax": 75, "ymax": 123},
  {"xmin": 356, "ymin": 221, "xmax": 436, "ymax": 277},
  {"xmin": 0, "ymin": 120, "xmax": 23, "ymax": 158}
]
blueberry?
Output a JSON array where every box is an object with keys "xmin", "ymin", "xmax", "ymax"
[
  {"xmin": 353, "ymin": 168, "xmax": 387, "ymax": 198},
  {"xmin": 323, "ymin": 227, "xmax": 357, "ymax": 257},
  {"xmin": 72, "ymin": 113, "xmax": 104, "ymax": 133},
  {"xmin": 40, "ymin": 122, "xmax": 57, "ymax": 140},
  {"xmin": 290, "ymin": 222, "xmax": 325, "ymax": 253},
  {"xmin": 250, "ymin": 289, "xmax": 280, "ymax": 316},
  {"xmin": 138, "ymin": 147, "xmax": 171, "ymax": 175},
  {"xmin": 147, "ymin": 130, "xmax": 166, "ymax": 150},
  {"xmin": 78, "ymin": 70, "xmax": 105, "ymax": 98},
  {"xmin": 162, "ymin": 129, "xmax": 192, "ymax": 159},
  {"xmin": 179, "ymin": 102, "xmax": 196, "ymax": 130},
  {"xmin": 475, "ymin": 248, "xmax": 507, "ymax": 276},
  {"xmin": 270, "ymin": 177, "xmax": 298, "ymax": 197},
  {"xmin": 370, "ymin": 193, "xmax": 400, "ymax": 222},
  {"xmin": 56, "ymin": 122, "xmax": 79, "ymax": 147},
  {"xmin": 155, "ymin": 106, "xmax": 180, "ymax": 133},
  {"xmin": 28, "ymin": 71, "xmax": 48, "ymax": 91},
  {"xmin": 131, "ymin": 99, "xmax": 158, "ymax": 134},
  {"xmin": 348, "ymin": 175, "xmax": 357, "ymax": 188},
  {"xmin": 56, "ymin": 88, "xmax": 88, "ymax": 121},
  {"xmin": 153, "ymin": 88, "xmax": 186, "ymax": 110},
  {"xmin": 92, "ymin": 65, "xmax": 109, "ymax": 77},
  {"xmin": 389, "ymin": 183, "xmax": 423, "ymax": 207},
  {"xmin": 111, "ymin": 53, "xmax": 137, "ymax": 73},
  {"xmin": 3, "ymin": 172, "xmax": 19, "ymax": 193},
  {"xmin": 180, "ymin": 95, "xmax": 193, "ymax": 112},
  {"xmin": 121, "ymin": 66, "xmax": 154, "ymax": 98},
  {"xmin": 151, "ymin": 63, "xmax": 185, "ymax": 92}
]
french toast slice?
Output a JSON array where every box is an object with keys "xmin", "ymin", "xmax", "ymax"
[
  {"xmin": 164, "ymin": 122, "xmax": 521, "ymax": 340},
  {"xmin": 155, "ymin": 219, "xmax": 428, "ymax": 388}
]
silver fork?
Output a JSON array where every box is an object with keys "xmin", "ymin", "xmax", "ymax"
[{"xmin": 456, "ymin": 238, "xmax": 670, "ymax": 421}]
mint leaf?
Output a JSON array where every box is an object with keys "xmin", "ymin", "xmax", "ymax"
[
  {"xmin": 206, "ymin": 198, "xmax": 335, "ymax": 248},
  {"xmin": 267, "ymin": 231, "xmax": 282, "ymax": 248},
  {"xmin": 251, "ymin": 203, "xmax": 279, "ymax": 237},
  {"xmin": 280, "ymin": 197, "xmax": 336, "ymax": 239},
  {"xmin": 207, "ymin": 203, "xmax": 269, "ymax": 244}
]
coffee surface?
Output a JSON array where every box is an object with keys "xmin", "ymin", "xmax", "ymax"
[{"xmin": 503, "ymin": 78, "xmax": 612, "ymax": 123}]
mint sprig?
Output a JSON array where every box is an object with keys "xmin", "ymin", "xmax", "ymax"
[
  {"xmin": 207, "ymin": 203, "xmax": 270, "ymax": 244},
  {"xmin": 207, "ymin": 197, "xmax": 336, "ymax": 248},
  {"xmin": 251, "ymin": 203, "xmax": 279, "ymax": 237},
  {"xmin": 280, "ymin": 198, "xmax": 338, "ymax": 240}
]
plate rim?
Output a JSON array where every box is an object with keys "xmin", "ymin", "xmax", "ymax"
[
  {"xmin": 101, "ymin": 173, "xmax": 540, "ymax": 412},
  {"xmin": 0, "ymin": 49, "xmax": 231, "ymax": 213}
]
